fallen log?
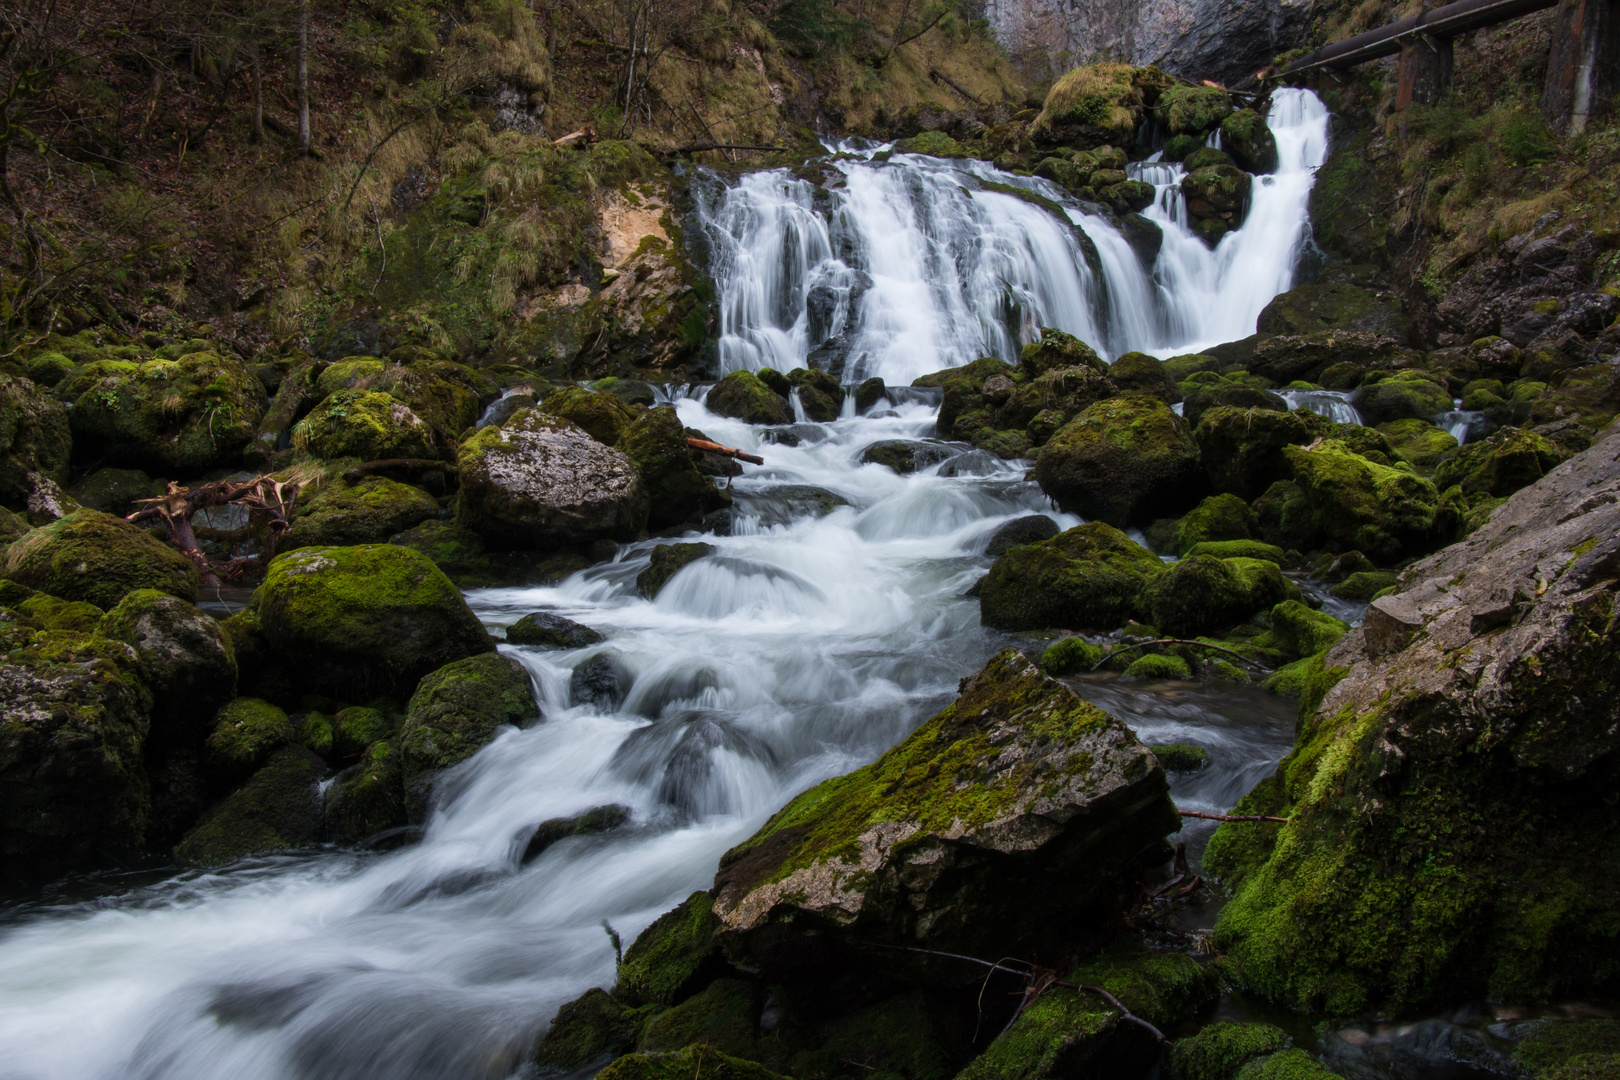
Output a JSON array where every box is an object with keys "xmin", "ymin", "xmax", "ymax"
[
  {"xmin": 1090, "ymin": 637, "xmax": 1269, "ymax": 672},
  {"xmin": 342, "ymin": 457, "xmax": 449, "ymax": 482},
  {"xmin": 669, "ymin": 141, "xmax": 786, "ymax": 155},
  {"xmin": 1178, "ymin": 809, "xmax": 1289, "ymax": 823},
  {"xmin": 686, "ymin": 437, "xmax": 764, "ymax": 465}
]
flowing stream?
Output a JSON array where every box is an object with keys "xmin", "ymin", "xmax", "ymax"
[{"xmin": 0, "ymin": 90, "xmax": 1392, "ymax": 1080}]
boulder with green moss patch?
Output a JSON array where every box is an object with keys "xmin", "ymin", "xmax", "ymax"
[
  {"xmin": 543, "ymin": 386, "xmax": 636, "ymax": 446},
  {"xmin": 1150, "ymin": 743, "xmax": 1210, "ymax": 772},
  {"xmin": 67, "ymin": 467, "xmax": 166, "ymax": 517},
  {"xmin": 280, "ymin": 476, "xmax": 439, "ymax": 551},
  {"xmin": 1039, "ymin": 635, "xmax": 1105, "ymax": 675},
  {"xmin": 1206, "ymin": 426, "xmax": 1620, "ymax": 1016},
  {"xmin": 638, "ymin": 542, "xmax": 715, "ymax": 599},
  {"xmin": 1329, "ymin": 570, "xmax": 1400, "ymax": 601},
  {"xmin": 1195, "ymin": 406, "xmax": 1326, "ymax": 500},
  {"xmin": 1253, "ymin": 479, "xmax": 1321, "ymax": 552},
  {"xmin": 1432, "ymin": 426, "xmax": 1566, "ymax": 497},
  {"xmin": 620, "ymin": 406, "xmax": 726, "ymax": 531},
  {"xmin": 1377, "ymin": 418, "xmax": 1458, "ymax": 470},
  {"xmin": 203, "ymin": 697, "xmax": 294, "ymax": 786},
  {"xmin": 294, "ymin": 390, "xmax": 438, "ymax": 462},
  {"xmin": 1145, "ymin": 556, "xmax": 1299, "ymax": 638},
  {"xmin": 457, "ymin": 409, "xmax": 647, "ymax": 549},
  {"xmin": 1175, "ymin": 493, "xmax": 1257, "ymax": 554},
  {"xmin": 709, "ymin": 649, "xmax": 1177, "ymax": 980},
  {"xmin": 1019, "ymin": 327, "xmax": 1109, "ymax": 378},
  {"xmin": 0, "ymin": 374, "xmax": 72, "ymax": 514},
  {"xmin": 1185, "ymin": 539, "xmax": 1287, "ymax": 563},
  {"xmin": 1260, "ymin": 600, "xmax": 1348, "ymax": 661},
  {"xmin": 3, "ymin": 509, "xmax": 199, "ymax": 608},
  {"xmin": 1110, "ymin": 353, "xmax": 1182, "ymax": 403},
  {"xmin": 246, "ymin": 544, "xmax": 493, "ymax": 702},
  {"xmin": 399, "ymin": 652, "xmax": 539, "ymax": 819},
  {"xmin": 978, "ymin": 522, "xmax": 1166, "ymax": 631},
  {"xmin": 1034, "ymin": 397, "xmax": 1204, "ymax": 525},
  {"xmin": 100, "ymin": 590, "xmax": 236, "ymax": 752},
  {"xmin": 174, "ymin": 745, "xmax": 326, "ymax": 867},
  {"xmin": 1125, "ymin": 653, "xmax": 1192, "ymax": 679},
  {"xmin": 616, "ymin": 890, "xmax": 727, "ymax": 1007},
  {"xmin": 533, "ymin": 988, "xmax": 652, "ymax": 1073},
  {"xmin": 1257, "ymin": 284, "xmax": 1406, "ymax": 338},
  {"xmin": 1234, "ymin": 1049, "xmax": 1343, "ymax": 1080},
  {"xmin": 705, "ymin": 372, "xmax": 792, "ymax": 426},
  {"xmin": 1352, "ymin": 372, "xmax": 1453, "ymax": 426},
  {"xmin": 636, "ymin": 978, "xmax": 760, "ymax": 1058},
  {"xmin": 66, "ymin": 351, "xmax": 265, "ymax": 474},
  {"xmin": 1221, "ymin": 110, "xmax": 1278, "ymax": 173},
  {"xmin": 595, "ymin": 1046, "xmax": 790, "ymax": 1080},
  {"xmin": 1170, "ymin": 1021, "xmax": 1291, "ymax": 1080},
  {"xmin": 1032, "ymin": 64, "xmax": 1144, "ymax": 147},
  {"xmin": 324, "ymin": 739, "xmax": 407, "ymax": 843},
  {"xmin": 1284, "ymin": 440, "xmax": 1441, "ymax": 563},
  {"xmin": 1157, "ymin": 85, "xmax": 1233, "ymax": 134}
]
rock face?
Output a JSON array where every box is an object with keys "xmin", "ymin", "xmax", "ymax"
[
  {"xmin": 1205, "ymin": 421, "xmax": 1620, "ymax": 1016},
  {"xmin": 1033, "ymin": 396, "xmax": 1203, "ymax": 525},
  {"xmin": 709, "ymin": 649, "xmax": 1177, "ymax": 980},
  {"xmin": 458, "ymin": 409, "xmax": 648, "ymax": 549}
]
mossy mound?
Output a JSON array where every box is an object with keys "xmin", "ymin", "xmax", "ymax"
[
  {"xmin": 1176, "ymin": 493, "xmax": 1257, "ymax": 554},
  {"xmin": 3, "ymin": 509, "xmax": 199, "ymax": 608},
  {"xmin": 1145, "ymin": 556, "xmax": 1299, "ymax": 638},
  {"xmin": 1352, "ymin": 372, "xmax": 1453, "ymax": 426},
  {"xmin": 1253, "ymin": 479, "xmax": 1322, "ymax": 552},
  {"xmin": 1433, "ymin": 427, "xmax": 1566, "ymax": 497},
  {"xmin": 1033, "ymin": 63, "xmax": 1142, "ymax": 147},
  {"xmin": 333, "ymin": 706, "xmax": 391, "ymax": 759},
  {"xmin": 1156, "ymin": 85, "xmax": 1233, "ymax": 135},
  {"xmin": 1260, "ymin": 600, "xmax": 1348, "ymax": 660},
  {"xmin": 100, "ymin": 589, "xmax": 237, "ymax": 750},
  {"xmin": 174, "ymin": 745, "xmax": 326, "ymax": 867},
  {"xmin": 705, "ymin": 372, "xmax": 792, "ymax": 426},
  {"xmin": 295, "ymin": 390, "xmax": 438, "ymax": 462},
  {"xmin": 247, "ymin": 544, "xmax": 493, "ymax": 702},
  {"xmin": 399, "ymin": 651, "xmax": 539, "ymax": 819},
  {"xmin": 1233, "ymin": 1049, "xmax": 1343, "ymax": 1079},
  {"xmin": 1377, "ymin": 418, "xmax": 1458, "ymax": 471},
  {"xmin": 65, "ymin": 351, "xmax": 265, "ymax": 474},
  {"xmin": 324, "ymin": 739, "xmax": 407, "ymax": 843},
  {"xmin": 1125, "ymin": 653, "xmax": 1191, "ymax": 679},
  {"xmin": 617, "ymin": 890, "xmax": 725, "ymax": 1007},
  {"xmin": 203, "ymin": 697, "xmax": 294, "ymax": 786},
  {"xmin": 543, "ymin": 385, "xmax": 635, "ymax": 446},
  {"xmin": 1195, "ymin": 406, "xmax": 1325, "ymax": 500},
  {"xmin": 1185, "ymin": 539, "xmax": 1287, "ymax": 563},
  {"xmin": 1020, "ymin": 327, "xmax": 1109, "ymax": 378},
  {"xmin": 0, "ymin": 374, "xmax": 72, "ymax": 512},
  {"xmin": 1039, "ymin": 635, "xmax": 1105, "ymax": 675},
  {"xmin": 1329, "ymin": 570, "xmax": 1400, "ymax": 601},
  {"xmin": 1110, "ymin": 352, "xmax": 1181, "ymax": 402},
  {"xmin": 620, "ymin": 406, "xmax": 726, "ymax": 531},
  {"xmin": 637, "ymin": 542, "xmax": 715, "ymax": 599},
  {"xmin": 386, "ymin": 518, "xmax": 592, "ymax": 589},
  {"xmin": 1256, "ymin": 283, "xmax": 1406, "ymax": 338},
  {"xmin": 710, "ymin": 649, "xmax": 1176, "ymax": 979},
  {"xmin": 1284, "ymin": 440, "xmax": 1441, "ymax": 563},
  {"xmin": 1033, "ymin": 396, "xmax": 1204, "ymax": 526},
  {"xmin": 533, "ymin": 988, "xmax": 651, "ymax": 1073},
  {"xmin": 1222, "ymin": 109, "xmax": 1278, "ymax": 173},
  {"xmin": 1170, "ymin": 1021, "xmax": 1291, "ymax": 1080},
  {"xmin": 595, "ymin": 1046, "xmax": 790, "ymax": 1080},
  {"xmin": 1515, "ymin": 1019, "xmax": 1620, "ymax": 1078},
  {"xmin": 637, "ymin": 978, "xmax": 760, "ymax": 1057},
  {"xmin": 1150, "ymin": 743, "xmax": 1210, "ymax": 772},
  {"xmin": 977, "ymin": 522, "xmax": 1166, "ymax": 631},
  {"xmin": 280, "ymin": 475, "xmax": 439, "ymax": 550}
]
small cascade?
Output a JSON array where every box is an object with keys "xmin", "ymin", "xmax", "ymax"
[
  {"xmin": 1435, "ymin": 409, "xmax": 1487, "ymax": 444},
  {"xmin": 694, "ymin": 90, "xmax": 1330, "ymax": 382},
  {"xmin": 1276, "ymin": 388, "xmax": 1363, "ymax": 425}
]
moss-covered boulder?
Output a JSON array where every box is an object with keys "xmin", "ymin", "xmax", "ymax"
[
  {"xmin": 1185, "ymin": 539, "xmax": 1287, "ymax": 563},
  {"xmin": 332, "ymin": 705, "xmax": 390, "ymax": 759},
  {"xmin": 280, "ymin": 475, "xmax": 439, "ymax": 551},
  {"xmin": 67, "ymin": 467, "xmax": 166, "ymax": 517},
  {"xmin": 977, "ymin": 522, "xmax": 1166, "ymax": 631},
  {"xmin": 0, "ymin": 622, "xmax": 152, "ymax": 878},
  {"xmin": 1351, "ymin": 372, "xmax": 1453, "ymax": 426},
  {"xmin": 1329, "ymin": 570, "xmax": 1399, "ymax": 601},
  {"xmin": 1181, "ymin": 165, "xmax": 1251, "ymax": 227},
  {"xmin": 638, "ymin": 542, "xmax": 715, "ymax": 599},
  {"xmin": 1253, "ymin": 479, "xmax": 1321, "ymax": 552},
  {"xmin": 958, "ymin": 942, "xmax": 1219, "ymax": 1080},
  {"xmin": 1515, "ymin": 1019, "xmax": 1620, "ymax": 1079},
  {"xmin": 203, "ymin": 697, "xmax": 294, "ymax": 786},
  {"xmin": 1145, "ymin": 556, "xmax": 1299, "ymax": 638},
  {"xmin": 66, "ymin": 351, "xmax": 265, "ymax": 474},
  {"xmin": 324, "ymin": 739, "xmax": 407, "ymax": 843},
  {"xmin": 0, "ymin": 374, "xmax": 71, "ymax": 513},
  {"xmin": 1032, "ymin": 63, "xmax": 1143, "ymax": 147},
  {"xmin": 507, "ymin": 611, "xmax": 604, "ymax": 648},
  {"xmin": 1260, "ymin": 600, "xmax": 1348, "ymax": 661},
  {"xmin": 457, "ymin": 409, "xmax": 647, "ymax": 549},
  {"xmin": 1125, "ymin": 653, "xmax": 1191, "ymax": 679},
  {"xmin": 1377, "ymin": 418, "xmax": 1458, "ymax": 470},
  {"xmin": 1171, "ymin": 1022, "xmax": 1292, "ymax": 1080},
  {"xmin": 1019, "ymin": 327, "xmax": 1109, "ymax": 378},
  {"xmin": 1206, "ymin": 428, "xmax": 1620, "ymax": 1015},
  {"xmin": 1247, "ymin": 331, "xmax": 1414, "ymax": 387},
  {"xmin": 3, "ymin": 509, "xmax": 199, "ymax": 608},
  {"xmin": 596, "ymin": 1046, "xmax": 789, "ymax": 1080},
  {"xmin": 1432, "ymin": 427, "xmax": 1567, "ymax": 497},
  {"xmin": 1256, "ymin": 283, "xmax": 1406, "ymax": 338},
  {"xmin": 617, "ymin": 890, "xmax": 726, "ymax": 1006},
  {"xmin": 636, "ymin": 978, "xmax": 760, "ymax": 1058},
  {"xmin": 399, "ymin": 652, "xmax": 539, "ymax": 820},
  {"xmin": 706, "ymin": 372, "xmax": 792, "ymax": 426},
  {"xmin": 1233, "ymin": 1050, "xmax": 1343, "ymax": 1079},
  {"xmin": 543, "ymin": 386, "xmax": 636, "ymax": 446},
  {"xmin": 709, "ymin": 649, "xmax": 1177, "ymax": 980},
  {"xmin": 1283, "ymin": 440, "xmax": 1441, "ymax": 562},
  {"xmin": 1109, "ymin": 352, "xmax": 1181, "ymax": 403},
  {"xmin": 1221, "ymin": 109, "xmax": 1278, "ymax": 173},
  {"xmin": 100, "ymin": 590, "xmax": 236, "ymax": 751},
  {"xmin": 294, "ymin": 390, "xmax": 438, "ymax": 462},
  {"xmin": 246, "ymin": 544, "xmax": 493, "ymax": 702},
  {"xmin": 1175, "ymin": 493, "xmax": 1257, "ymax": 554},
  {"xmin": 1157, "ymin": 85, "xmax": 1233, "ymax": 134},
  {"xmin": 1195, "ymin": 407, "xmax": 1324, "ymax": 500},
  {"xmin": 533, "ymin": 988, "xmax": 651, "ymax": 1073},
  {"xmin": 0, "ymin": 506, "xmax": 28, "ymax": 545},
  {"xmin": 174, "ymin": 745, "xmax": 326, "ymax": 867},
  {"xmin": 621, "ymin": 406, "xmax": 726, "ymax": 532},
  {"xmin": 1033, "ymin": 397, "xmax": 1204, "ymax": 525}
]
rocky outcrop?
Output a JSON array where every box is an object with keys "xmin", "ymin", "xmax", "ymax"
[
  {"xmin": 1205, "ymin": 420, "xmax": 1620, "ymax": 1015},
  {"xmin": 708, "ymin": 649, "xmax": 1177, "ymax": 980}
]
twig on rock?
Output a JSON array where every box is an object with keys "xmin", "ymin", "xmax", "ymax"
[
  {"xmin": 1178, "ymin": 810, "xmax": 1289, "ymax": 823},
  {"xmin": 1091, "ymin": 638, "xmax": 1269, "ymax": 672}
]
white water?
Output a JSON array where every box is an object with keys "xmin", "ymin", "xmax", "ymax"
[
  {"xmin": 0, "ymin": 94, "xmax": 1332, "ymax": 1080},
  {"xmin": 697, "ymin": 89, "xmax": 1329, "ymax": 381}
]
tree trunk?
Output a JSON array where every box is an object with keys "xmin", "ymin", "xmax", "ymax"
[
  {"xmin": 297, "ymin": 0, "xmax": 311, "ymax": 155},
  {"xmin": 252, "ymin": 44, "xmax": 264, "ymax": 142}
]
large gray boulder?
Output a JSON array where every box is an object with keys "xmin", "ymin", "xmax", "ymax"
[{"xmin": 457, "ymin": 409, "xmax": 648, "ymax": 549}]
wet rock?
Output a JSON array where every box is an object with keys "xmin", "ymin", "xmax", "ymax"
[
  {"xmin": 1019, "ymin": 327, "xmax": 1110, "ymax": 378},
  {"xmin": 67, "ymin": 467, "xmax": 166, "ymax": 518},
  {"xmin": 174, "ymin": 745, "xmax": 327, "ymax": 867},
  {"xmin": 1329, "ymin": 570, "xmax": 1399, "ymax": 602},
  {"xmin": 1110, "ymin": 352, "xmax": 1181, "ymax": 402},
  {"xmin": 280, "ymin": 476, "xmax": 440, "ymax": 551},
  {"xmin": 506, "ymin": 611, "xmax": 604, "ymax": 648},
  {"xmin": 400, "ymin": 652, "xmax": 539, "ymax": 820},
  {"xmin": 0, "ymin": 374, "xmax": 71, "ymax": 514},
  {"xmin": 854, "ymin": 377, "xmax": 887, "ymax": 413},
  {"xmin": 621, "ymin": 406, "xmax": 727, "ymax": 532},
  {"xmin": 1034, "ymin": 397, "xmax": 1204, "ymax": 526},
  {"xmin": 239, "ymin": 544, "xmax": 494, "ymax": 702},
  {"xmin": 1195, "ymin": 406, "xmax": 1325, "ymax": 500},
  {"xmin": 616, "ymin": 890, "xmax": 727, "ymax": 1006},
  {"xmin": 709, "ymin": 649, "xmax": 1177, "ymax": 980},
  {"xmin": 638, "ymin": 542, "xmax": 716, "ymax": 599},
  {"xmin": 595, "ymin": 1046, "xmax": 789, "ymax": 1080},
  {"xmin": 789, "ymin": 367, "xmax": 842, "ymax": 422},
  {"xmin": 571, "ymin": 650, "xmax": 634, "ymax": 711},
  {"xmin": 1175, "ymin": 493, "xmax": 1257, "ymax": 555},
  {"xmin": 985, "ymin": 514, "xmax": 1060, "ymax": 557},
  {"xmin": 1121, "ymin": 213, "xmax": 1164, "ymax": 266},
  {"xmin": 295, "ymin": 390, "xmax": 438, "ymax": 462},
  {"xmin": 1222, "ymin": 109, "xmax": 1279, "ymax": 174},
  {"xmin": 324, "ymin": 739, "xmax": 407, "ymax": 844},
  {"xmin": 3, "ymin": 509, "xmax": 199, "ymax": 609},
  {"xmin": 387, "ymin": 518, "xmax": 592, "ymax": 590},
  {"xmin": 521, "ymin": 803, "xmax": 631, "ymax": 863},
  {"xmin": 978, "ymin": 522, "xmax": 1165, "ymax": 631},
  {"xmin": 1144, "ymin": 556, "xmax": 1300, "ymax": 638},
  {"xmin": 1432, "ymin": 426, "xmax": 1566, "ymax": 497},
  {"xmin": 1256, "ymin": 284, "xmax": 1406, "ymax": 339},
  {"xmin": 731, "ymin": 485, "xmax": 849, "ymax": 527},
  {"xmin": 1150, "ymin": 743, "xmax": 1210, "ymax": 772},
  {"xmin": 542, "ymin": 386, "xmax": 635, "ymax": 446},
  {"xmin": 1283, "ymin": 440, "xmax": 1442, "ymax": 563},
  {"xmin": 533, "ymin": 988, "xmax": 650, "ymax": 1073},
  {"xmin": 993, "ymin": 364, "xmax": 1118, "ymax": 437},
  {"xmin": 1205, "ymin": 421, "xmax": 1620, "ymax": 1015},
  {"xmin": 100, "ymin": 589, "xmax": 237, "ymax": 752},
  {"xmin": 706, "ymin": 372, "xmax": 792, "ymax": 426},
  {"xmin": 0, "ymin": 622, "xmax": 152, "ymax": 878},
  {"xmin": 64, "ymin": 350, "xmax": 266, "ymax": 474},
  {"xmin": 636, "ymin": 977, "xmax": 761, "ymax": 1057},
  {"xmin": 457, "ymin": 409, "xmax": 648, "ymax": 549},
  {"xmin": 1351, "ymin": 372, "xmax": 1452, "ymax": 426},
  {"xmin": 936, "ymin": 449, "xmax": 1001, "ymax": 476},
  {"xmin": 859, "ymin": 440, "xmax": 957, "ymax": 474},
  {"xmin": 1181, "ymin": 165, "xmax": 1251, "ymax": 232}
]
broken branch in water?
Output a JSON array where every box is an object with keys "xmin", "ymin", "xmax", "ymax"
[
  {"xmin": 1178, "ymin": 810, "xmax": 1289, "ymax": 823},
  {"xmin": 686, "ymin": 437, "xmax": 764, "ymax": 465},
  {"xmin": 1090, "ymin": 638, "xmax": 1269, "ymax": 672}
]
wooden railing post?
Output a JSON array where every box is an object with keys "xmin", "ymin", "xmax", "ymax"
[
  {"xmin": 1397, "ymin": 33, "xmax": 1455, "ymax": 108},
  {"xmin": 1542, "ymin": 0, "xmax": 1620, "ymax": 134}
]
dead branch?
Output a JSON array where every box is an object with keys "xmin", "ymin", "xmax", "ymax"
[
  {"xmin": 686, "ymin": 437, "xmax": 764, "ymax": 465},
  {"xmin": 667, "ymin": 141, "xmax": 786, "ymax": 156},
  {"xmin": 1091, "ymin": 638, "xmax": 1269, "ymax": 672},
  {"xmin": 341, "ymin": 457, "xmax": 449, "ymax": 482},
  {"xmin": 553, "ymin": 127, "xmax": 593, "ymax": 146},
  {"xmin": 928, "ymin": 67, "xmax": 982, "ymax": 104},
  {"xmin": 127, "ymin": 474, "xmax": 300, "ymax": 584},
  {"xmin": 1177, "ymin": 810, "xmax": 1289, "ymax": 823}
]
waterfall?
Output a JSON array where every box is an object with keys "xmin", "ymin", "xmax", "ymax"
[{"xmin": 695, "ymin": 89, "xmax": 1330, "ymax": 382}]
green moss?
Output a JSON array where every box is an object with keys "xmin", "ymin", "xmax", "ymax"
[
  {"xmin": 1284, "ymin": 440, "xmax": 1441, "ymax": 562},
  {"xmin": 280, "ymin": 476, "xmax": 439, "ymax": 550},
  {"xmin": 1263, "ymin": 657, "xmax": 1313, "ymax": 698},
  {"xmin": 3, "ymin": 509, "xmax": 199, "ymax": 609},
  {"xmin": 978, "ymin": 522, "xmax": 1166, "ymax": 631},
  {"xmin": 1019, "ymin": 328, "xmax": 1108, "ymax": 378},
  {"xmin": 637, "ymin": 542, "xmax": 715, "ymax": 599},
  {"xmin": 1352, "ymin": 372, "xmax": 1451, "ymax": 426},
  {"xmin": 617, "ymin": 891, "xmax": 723, "ymax": 1007},
  {"xmin": 1222, "ymin": 109, "xmax": 1278, "ymax": 172},
  {"xmin": 1170, "ymin": 1021, "xmax": 1291, "ymax": 1080},
  {"xmin": 705, "ymin": 371, "xmax": 791, "ymax": 425},
  {"xmin": 1145, "ymin": 557, "xmax": 1300, "ymax": 638},
  {"xmin": 399, "ymin": 652, "xmax": 538, "ymax": 816},
  {"xmin": 204, "ymin": 697, "xmax": 294, "ymax": 784},
  {"xmin": 1033, "ymin": 396, "xmax": 1203, "ymax": 526},
  {"xmin": 1515, "ymin": 1020, "xmax": 1620, "ymax": 1077},
  {"xmin": 1377, "ymin": 419, "xmax": 1458, "ymax": 471},
  {"xmin": 174, "ymin": 745, "xmax": 326, "ymax": 866},
  {"xmin": 1185, "ymin": 540, "xmax": 1287, "ymax": 563},
  {"xmin": 1211, "ymin": 659, "xmax": 1252, "ymax": 683},
  {"xmin": 637, "ymin": 978, "xmax": 759, "ymax": 1057},
  {"xmin": 1157, "ymin": 85, "xmax": 1233, "ymax": 134},
  {"xmin": 621, "ymin": 406, "xmax": 724, "ymax": 531},
  {"xmin": 333, "ymin": 706, "xmax": 391, "ymax": 759},
  {"xmin": 543, "ymin": 385, "xmax": 635, "ymax": 446},
  {"xmin": 595, "ymin": 1046, "xmax": 790, "ymax": 1080},
  {"xmin": 294, "ymin": 390, "xmax": 437, "ymax": 461},
  {"xmin": 325, "ymin": 738, "xmax": 407, "ymax": 843},
  {"xmin": 1125, "ymin": 653, "xmax": 1191, "ymax": 679},
  {"xmin": 315, "ymin": 358, "xmax": 385, "ymax": 398},
  {"xmin": 16, "ymin": 591, "xmax": 103, "ymax": 632},
  {"xmin": 1433, "ymin": 427, "xmax": 1566, "ymax": 498},
  {"xmin": 895, "ymin": 130, "xmax": 972, "ymax": 158},
  {"xmin": 1262, "ymin": 601, "xmax": 1349, "ymax": 660},
  {"xmin": 1233, "ymin": 1049, "xmax": 1342, "ymax": 1080},
  {"xmin": 1177, "ymin": 494, "xmax": 1257, "ymax": 554},
  {"xmin": 534, "ymin": 988, "xmax": 652, "ymax": 1072},
  {"xmin": 298, "ymin": 711, "xmax": 334, "ymax": 758},
  {"xmin": 1039, "ymin": 635, "xmax": 1104, "ymax": 675},
  {"xmin": 1150, "ymin": 743, "xmax": 1210, "ymax": 772},
  {"xmin": 1034, "ymin": 63, "xmax": 1141, "ymax": 145},
  {"xmin": 1330, "ymin": 571, "xmax": 1400, "ymax": 602}
]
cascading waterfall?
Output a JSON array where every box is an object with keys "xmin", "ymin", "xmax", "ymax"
[
  {"xmin": 697, "ymin": 88, "xmax": 1329, "ymax": 382},
  {"xmin": 0, "ymin": 91, "xmax": 1335, "ymax": 1080}
]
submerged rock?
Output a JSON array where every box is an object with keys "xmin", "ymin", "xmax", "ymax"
[
  {"xmin": 978, "ymin": 522, "xmax": 1165, "ymax": 631},
  {"xmin": 1034, "ymin": 397, "xmax": 1204, "ymax": 525},
  {"xmin": 637, "ymin": 542, "xmax": 715, "ymax": 599},
  {"xmin": 3, "ymin": 509, "xmax": 199, "ymax": 609},
  {"xmin": 506, "ymin": 611, "xmax": 604, "ymax": 648},
  {"xmin": 985, "ymin": 514, "xmax": 1060, "ymax": 557},
  {"xmin": 1206, "ymin": 421, "xmax": 1620, "ymax": 1015},
  {"xmin": 708, "ymin": 649, "xmax": 1176, "ymax": 980},
  {"xmin": 521, "ymin": 803, "xmax": 630, "ymax": 863}
]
